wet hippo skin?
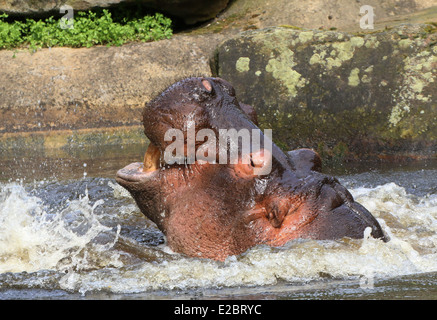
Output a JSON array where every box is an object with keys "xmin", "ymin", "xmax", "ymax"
[{"xmin": 116, "ymin": 77, "xmax": 386, "ymax": 261}]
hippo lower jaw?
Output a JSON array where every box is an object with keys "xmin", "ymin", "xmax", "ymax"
[
  {"xmin": 115, "ymin": 162, "xmax": 158, "ymax": 191},
  {"xmin": 116, "ymin": 162, "xmax": 146, "ymax": 181}
]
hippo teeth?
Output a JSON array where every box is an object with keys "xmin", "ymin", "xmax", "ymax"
[{"xmin": 143, "ymin": 142, "xmax": 161, "ymax": 172}]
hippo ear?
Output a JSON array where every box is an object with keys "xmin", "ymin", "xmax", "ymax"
[
  {"xmin": 287, "ymin": 149, "xmax": 322, "ymax": 173},
  {"xmin": 201, "ymin": 79, "xmax": 212, "ymax": 92}
]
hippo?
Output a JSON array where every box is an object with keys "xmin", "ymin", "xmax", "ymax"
[{"xmin": 116, "ymin": 77, "xmax": 386, "ymax": 261}]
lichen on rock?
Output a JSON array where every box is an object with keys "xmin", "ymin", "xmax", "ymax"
[
  {"xmin": 348, "ymin": 68, "xmax": 360, "ymax": 86},
  {"xmin": 265, "ymin": 49, "xmax": 308, "ymax": 97},
  {"xmin": 236, "ymin": 57, "xmax": 251, "ymax": 72},
  {"xmin": 214, "ymin": 24, "xmax": 437, "ymax": 160}
]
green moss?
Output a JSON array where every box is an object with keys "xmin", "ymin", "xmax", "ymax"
[
  {"xmin": 279, "ymin": 25, "xmax": 302, "ymax": 30},
  {"xmin": 423, "ymin": 23, "xmax": 437, "ymax": 34},
  {"xmin": 332, "ymin": 142, "xmax": 350, "ymax": 162}
]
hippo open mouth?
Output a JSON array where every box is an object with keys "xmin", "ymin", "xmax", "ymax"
[
  {"xmin": 116, "ymin": 77, "xmax": 387, "ymax": 261},
  {"xmin": 116, "ymin": 143, "xmax": 161, "ymax": 184}
]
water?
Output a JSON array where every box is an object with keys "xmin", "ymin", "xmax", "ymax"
[{"xmin": 0, "ymin": 145, "xmax": 436, "ymax": 299}]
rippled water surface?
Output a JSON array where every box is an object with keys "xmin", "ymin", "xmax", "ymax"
[{"xmin": 0, "ymin": 145, "xmax": 436, "ymax": 299}]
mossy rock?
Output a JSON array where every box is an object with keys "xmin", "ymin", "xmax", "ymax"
[{"xmin": 213, "ymin": 24, "xmax": 437, "ymax": 161}]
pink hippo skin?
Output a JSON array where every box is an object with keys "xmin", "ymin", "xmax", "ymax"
[{"xmin": 116, "ymin": 77, "xmax": 386, "ymax": 261}]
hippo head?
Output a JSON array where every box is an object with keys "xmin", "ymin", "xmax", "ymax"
[{"xmin": 116, "ymin": 77, "xmax": 386, "ymax": 261}]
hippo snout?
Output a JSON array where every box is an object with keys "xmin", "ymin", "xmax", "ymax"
[{"xmin": 257, "ymin": 172, "xmax": 387, "ymax": 244}]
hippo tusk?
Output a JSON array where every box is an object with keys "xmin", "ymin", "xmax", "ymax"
[{"xmin": 143, "ymin": 143, "xmax": 161, "ymax": 172}]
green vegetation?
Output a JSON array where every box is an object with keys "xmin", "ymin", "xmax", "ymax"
[{"xmin": 0, "ymin": 10, "xmax": 172, "ymax": 50}]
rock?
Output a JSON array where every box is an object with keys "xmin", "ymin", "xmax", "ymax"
[
  {"xmin": 216, "ymin": 0, "xmax": 437, "ymax": 32},
  {"xmin": 213, "ymin": 24, "xmax": 437, "ymax": 160},
  {"xmin": 0, "ymin": 0, "xmax": 229, "ymax": 24},
  {"xmin": 0, "ymin": 33, "xmax": 225, "ymax": 135}
]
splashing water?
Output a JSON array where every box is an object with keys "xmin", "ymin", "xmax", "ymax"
[
  {"xmin": 0, "ymin": 183, "xmax": 121, "ymax": 274},
  {"xmin": 65, "ymin": 182, "xmax": 437, "ymax": 294},
  {"xmin": 0, "ymin": 173, "xmax": 436, "ymax": 297}
]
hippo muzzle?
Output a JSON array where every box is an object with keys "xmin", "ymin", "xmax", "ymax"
[{"xmin": 116, "ymin": 77, "xmax": 386, "ymax": 261}]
